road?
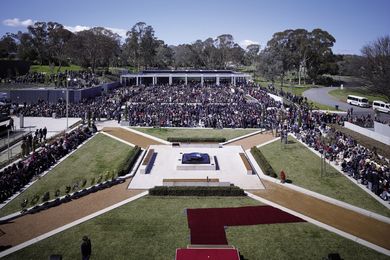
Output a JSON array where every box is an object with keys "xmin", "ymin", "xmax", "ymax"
[{"xmin": 303, "ymin": 87, "xmax": 390, "ymax": 122}]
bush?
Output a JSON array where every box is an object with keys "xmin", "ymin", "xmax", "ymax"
[
  {"xmin": 251, "ymin": 147, "xmax": 277, "ymax": 178},
  {"xmin": 31, "ymin": 194, "xmax": 40, "ymax": 205},
  {"xmin": 81, "ymin": 179, "xmax": 87, "ymax": 188},
  {"xmin": 42, "ymin": 192, "xmax": 50, "ymax": 202},
  {"xmin": 118, "ymin": 146, "xmax": 141, "ymax": 176},
  {"xmin": 90, "ymin": 177, "xmax": 96, "ymax": 186},
  {"xmin": 65, "ymin": 185, "xmax": 71, "ymax": 194},
  {"xmin": 149, "ymin": 186, "xmax": 246, "ymax": 196},
  {"xmin": 167, "ymin": 137, "xmax": 226, "ymax": 143},
  {"xmin": 55, "ymin": 189, "xmax": 61, "ymax": 197}
]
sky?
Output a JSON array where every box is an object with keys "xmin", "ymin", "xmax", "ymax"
[{"xmin": 1, "ymin": 0, "xmax": 390, "ymax": 54}]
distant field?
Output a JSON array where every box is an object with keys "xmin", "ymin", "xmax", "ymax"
[
  {"xmin": 4, "ymin": 196, "xmax": 387, "ymax": 260},
  {"xmin": 329, "ymin": 88, "xmax": 388, "ymax": 103},
  {"xmin": 29, "ymin": 64, "xmax": 82, "ymax": 73},
  {"xmin": 0, "ymin": 134, "xmax": 133, "ymax": 217},
  {"xmin": 130, "ymin": 127, "xmax": 257, "ymax": 141},
  {"xmin": 257, "ymin": 137, "xmax": 390, "ymax": 217}
]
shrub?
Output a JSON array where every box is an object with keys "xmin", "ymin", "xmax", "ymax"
[
  {"xmin": 81, "ymin": 178, "xmax": 87, "ymax": 188},
  {"xmin": 31, "ymin": 194, "xmax": 40, "ymax": 205},
  {"xmin": 20, "ymin": 199, "xmax": 28, "ymax": 209},
  {"xmin": 65, "ymin": 185, "xmax": 71, "ymax": 194},
  {"xmin": 251, "ymin": 147, "xmax": 277, "ymax": 178},
  {"xmin": 42, "ymin": 191, "xmax": 50, "ymax": 202},
  {"xmin": 55, "ymin": 189, "xmax": 61, "ymax": 197},
  {"xmin": 149, "ymin": 186, "xmax": 246, "ymax": 196},
  {"xmin": 167, "ymin": 137, "xmax": 226, "ymax": 143},
  {"xmin": 97, "ymin": 175, "xmax": 103, "ymax": 183},
  {"xmin": 90, "ymin": 177, "xmax": 96, "ymax": 186},
  {"xmin": 118, "ymin": 146, "xmax": 141, "ymax": 176}
]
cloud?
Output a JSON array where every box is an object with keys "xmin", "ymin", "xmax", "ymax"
[
  {"xmin": 3, "ymin": 18, "xmax": 34, "ymax": 27},
  {"xmin": 64, "ymin": 25, "xmax": 127, "ymax": 39},
  {"xmin": 64, "ymin": 25, "xmax": 91, "ymax": 32},
  {"xmin": 240, "ymin": 39, "xmax": 259, "ymax": 49}
]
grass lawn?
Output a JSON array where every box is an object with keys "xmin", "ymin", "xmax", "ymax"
[
  {"xmin": 29, "ymin": 64, "xmax": 82, "ymax": 74},
  {"xmin": 329, "ymin": 88, "xmax": 388, "ymax": 103},
  {"xmin": 0, "ymin": 134, "xmax": 134, "ymax": 217},
  {"xmin": 130, "ymin": 127, "xmax": 257, "ymax": 141},
  {"xmin": 257, "ymin": 137, "xmax": 390, "ymax": 217},
  {"xmin": 4, "ymin": 196, "xmax": 387, "ymax": 260}
]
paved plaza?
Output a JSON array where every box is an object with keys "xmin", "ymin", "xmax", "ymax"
[{"xmin": 129, "ymin": 144, "xmax": 265, "ymax": 190}]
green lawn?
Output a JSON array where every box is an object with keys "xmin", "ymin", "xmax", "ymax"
[
  {"xmin": 257, "ymin": 137, "xmax": 390, "ymax": 217},
  {"xmin": 29, "ymin": 64, "xmax": 82, "ymax": 74},
  {"xmin": 329, "ymin": 88, "xmax": 388, "ymax": 103},
  {"xmin": 130, "ymin": 127, "xmax": 257, "ymax": 141},
  {"xmin": 4, "ymin": 196, "xmax": 387, "ymax": 260},
  {"xmin": 0, "ymin": 134, "xmax": 133, "ymax": 217}
]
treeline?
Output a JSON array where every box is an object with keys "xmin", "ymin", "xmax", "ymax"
[{"xmin": 0, "ymin": 21, "xmax": 388, "ymax": 98}]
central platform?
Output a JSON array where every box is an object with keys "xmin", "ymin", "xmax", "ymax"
[
  {"xmin": 177, "ymin": 152, "xmax": 216, "ymax": 171},
  {"xmin": 129, "ymin": 144, "xmax": 265, "ymax": 190}
]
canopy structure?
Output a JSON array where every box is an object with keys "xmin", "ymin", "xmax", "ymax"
[{"xmin": 120, "ymin": 69, "xmax": 251, "ymax": 86}]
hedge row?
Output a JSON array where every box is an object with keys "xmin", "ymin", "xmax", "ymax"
[
  {"xmin": 167, "ymin": 137, "xmax": 226, "ymax": 143},
  {"xmin": 118, "ymin": 146, "xmax": 141, "ymax": 176},
  {"xmin": 251, "ymin": 147, "xmax": 278, "ymax": 178},
  {"xmin": 149, "ymin": 186, "xmax": 246, "ymax": 196}
]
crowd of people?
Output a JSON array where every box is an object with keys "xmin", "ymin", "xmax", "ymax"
[
  {"xmin": 294, "ymin": 111, "xmax": 390, "ymax": 201},
  {"xmin": 1, "ymin": 81, "xmax": 389, "ymax": 204},
  {"xmin": 3, "ymin": 71, "xmax": 103, "ymax": 89},
  {"xmin": 0, "ymin": 126, "xmax": 92, "ymax": 203}
]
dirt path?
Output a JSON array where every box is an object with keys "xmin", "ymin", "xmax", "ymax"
[
  {"xmin": 102, "ymin": 127, "xmax": 162, "ymax": 149},
  {"xmin": 252, "ymin": 179, "xmax": 390, "ymax": 250},
  {"xmin": 0, "ymin": 178, "xmax": 145, "ymax": 248},
  {"xmin": 226, "ymin": 131, "xmax": 275, "ymax": 150}
]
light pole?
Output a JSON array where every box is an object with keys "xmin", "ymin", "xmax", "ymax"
[{"xmin": 66, "ymin": 77, "xmax": 70, "ymax": 130}]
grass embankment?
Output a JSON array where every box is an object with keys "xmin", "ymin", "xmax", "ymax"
[
  {"xmin": 256, "ymin": 137, "xmax": 390, "ymax": 217},
  {"xmin": 329, "ymin": 88, "xmax": 388, "ymax": 103},
  {"xmin": 4, "ymin": 196, "xmax": 387, "ymax": 260},
  {"xmin": 0, "ymin": 134, "xmax": 133, "ymax": 217},
  {"xmin": 130, "ymin": 127, "xmax": 257, "ymax": 141},
  {"xmin": 29, "ymin": 65, "xmax": 82, "ymax": 74}
]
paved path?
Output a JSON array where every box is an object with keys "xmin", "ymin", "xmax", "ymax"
[
  {"xmin": 303, "ymin": 87, "xmax": 390, "ymax": 121},
  {"xmin": 102, "ymin": 127, "xmax": 162, "ymax": 149},
  {"xmin": 0, "ymin": 178, "xmax": 145, "ymax": 248},
  {"xmin": 252, "ymin": 179, "xmax": 390, "ymax": 250},
  {"xmin": 226, "ymin": 131, "xmax": 274, "ymax": 150}
]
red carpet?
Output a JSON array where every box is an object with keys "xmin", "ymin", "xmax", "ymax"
[
  {"xmin": 187, "ymin": 205, "xmax": 305, "ymax": 245},
  {"xmin": 176, "ymin": 248, "xmax": 240, "ymax": 260}
]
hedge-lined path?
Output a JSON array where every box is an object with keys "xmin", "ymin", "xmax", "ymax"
[
  {"xmin": 102, "ymin": 127, "xmax": 163, "ymax": 149},
  {"xmin": 251, "ymin": 179, "xmax": 390, "ymax": 251},
  {"xmin": 0, "ymin": 177, "xmax": 145, "ymax": 249},
  {"xmin": 226, "ymin": 131, "xmax": 274, "ymax": 150}
]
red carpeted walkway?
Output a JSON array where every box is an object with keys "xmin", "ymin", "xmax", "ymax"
[{"xmin": 187, "ymin": 205, "xmax": 305, "ymax": 245}]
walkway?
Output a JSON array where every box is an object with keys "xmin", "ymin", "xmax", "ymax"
[
  {"xmin": 226, "ymin": 131, "xmax": 274, "ymax": 150},
  {"xmin": 102, "ymin": 127, "xmax": 162, "ymax": 149},
  {"xmin": 251, "ymin": 179, "xmax": 390, "ymax": 250},
  {"xmin": 0, "ymin": 178, "xmax": 145, "ymax": 248}
]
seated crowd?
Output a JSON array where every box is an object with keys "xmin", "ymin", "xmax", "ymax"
[
  {"xmin": 1, "ymin": 81, "xmax": 389, "ymax": 204},
  {"xmin": 0, "ymin": 126, "xmax": 92, "ymax": 203}
]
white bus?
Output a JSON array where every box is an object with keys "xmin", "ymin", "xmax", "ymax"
[
  {"xmin": 372, "ymin": 100, "xmax": 390, "ymax": 113},
  {"xmin": 347, "ymin": 95, "xmax": 370, "ymax": 107}
]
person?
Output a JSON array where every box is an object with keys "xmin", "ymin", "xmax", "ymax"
[
  {"xmin": 280, "ymin": 170, "xmax": 286, "ymax": 183},
  {"xmin": 81, "ymin": 236, "xmax": 91, "ymax": 260}
]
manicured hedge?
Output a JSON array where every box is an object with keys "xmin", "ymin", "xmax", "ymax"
[
  {"xmin": 118, "ymin": 146, "xmax": 141, "ymax": 176},
  {"xmin": 149, "ymin": 186, "xmax": 246, "ymax": 196},
  {"xmin": 167, "ymin": 137, "xmax": 226, "ymax": 143},
  {"xmin": 251, "ymin": 147, "xmax": 277, "ymax": 178}
]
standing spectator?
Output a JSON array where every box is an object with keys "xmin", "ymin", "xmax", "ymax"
[
  {"xmin": 43, "ymin": 126, "xmax": 47, "ymax": 140},
  {"xmin": 81, "ymin": 236, "xmax": 92, "ymax": 260}
]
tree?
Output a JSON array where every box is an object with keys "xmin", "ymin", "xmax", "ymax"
[
  {"xmin": 27, "ymin": 22, "xmax": 49, "ymax": 65},
  {"xmin": 245, "ymin": 44, "xmax": 260, "ymax": 66},
  {"xmin": 154, "ymin": 40, "xmax": 173, "ymax": 68},
  {"xmin": 13, "ymin": 31, "xmax": 37, "ymax": 61},
  {"xmin": 360, "ymin": 35, "xmax": 390, "ymax": 101},
  {"xmin": 0, "ymin": 33, "xmax": 17, "ymax": 59},
  {"xmin": 47, "ymin": 22, "xmax": 73, "ymax": 72}
]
